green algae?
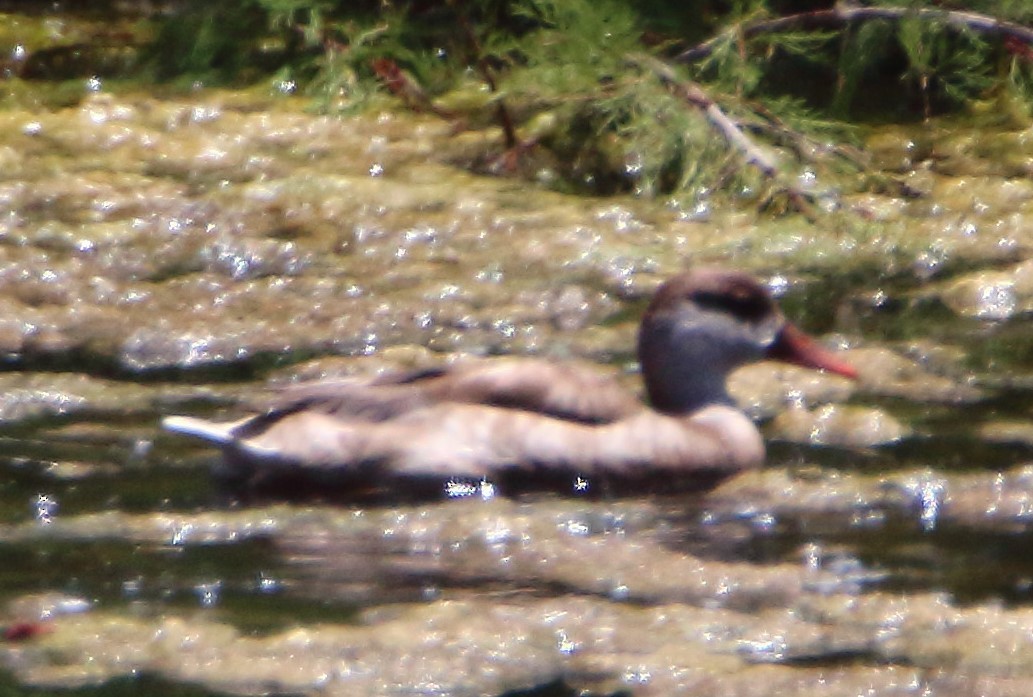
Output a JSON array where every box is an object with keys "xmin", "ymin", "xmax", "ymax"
[{"xmin": 1, "ymin": 57, "xmax": 1033, "ymax": 697}]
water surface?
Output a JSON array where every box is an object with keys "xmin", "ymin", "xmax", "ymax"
[{"xmin": 2, "ymin": 88, "xmax": 1033, "ymax": 696}]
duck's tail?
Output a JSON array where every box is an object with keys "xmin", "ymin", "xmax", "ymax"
[{"xmin": 161, "ymin": 415, "xmax": 237, "ymax": 445}]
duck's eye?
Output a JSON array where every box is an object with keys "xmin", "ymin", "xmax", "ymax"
[{"xmin": 692, "ymin": 289, "xmax": 772, "ymax": 323}]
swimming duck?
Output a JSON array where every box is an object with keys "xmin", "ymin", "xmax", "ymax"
[{"xmin": 162, "ymin": 269, "xmax": 856, "ymax": 498}]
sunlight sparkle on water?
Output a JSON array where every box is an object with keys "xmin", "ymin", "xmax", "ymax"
[
  {"xmin": 556, "ymin": 630, "xmax": 580, "ymax": 655},
  {"xmin": 444, "ymin": 479, "xmax": 496, "ymax": 500},
  {"xmin": 34, "ymin": 494, "xmax": 57, "ymax": 525},
  {"xmin": 194, "ymin": 581, "xmax": 222, "ymax": 608},
  {"xmin": 258, "ymin": 574, "xmax": 282, "ymax": 594},
  {"xmin": 975, "ymin": 282, "xmax": 1017, "ymax": 320}
]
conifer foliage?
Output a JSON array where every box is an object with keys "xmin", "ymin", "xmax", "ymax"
[{"xmin": 150, "ymin": 0, "xmax": 1033, "ymax": 210}]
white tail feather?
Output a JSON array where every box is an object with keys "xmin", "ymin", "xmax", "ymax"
[{"xmin": 161, "ymin": 415, "xmax": 238, "ymax": 445}]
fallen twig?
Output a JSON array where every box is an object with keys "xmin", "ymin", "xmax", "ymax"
[
  {"xmin": 628, "ymin": 53, "xmax": 777, "ymax": 175},
  {"xmin": 743, "ymin": 103, "xmax": 868, "ymax": 170},
  {"xmin": 628, "ymin": 52, "xmax": 820, "ymax": 219}
]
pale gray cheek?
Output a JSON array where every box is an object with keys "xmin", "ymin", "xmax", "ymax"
[{"xmin": 753, "ymin": 317, "xmax": 782, "ymax": 347}]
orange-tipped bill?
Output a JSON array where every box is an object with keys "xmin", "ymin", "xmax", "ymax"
[{"xmin": 766, "ymin": 323, "xmax": 858, "ymax": 379}]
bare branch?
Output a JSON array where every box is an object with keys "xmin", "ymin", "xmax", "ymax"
[
  {"xmin": 627, "ymin": 53, "xmax": 821, "ymax": 219},
  {"xmin": 677, "ymin": 5, "xmax": 1033, "ymax": 64},
  {"xmin": 627, "ymin": 53, "xmax": 778, "ymax": 176},
  {"xmin": 452, "ymin": 1, "xmax": 519, "ymax": 149}
]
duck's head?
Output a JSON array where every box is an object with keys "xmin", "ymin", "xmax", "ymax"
[{"xmin": 637, "ymin": 269, "xmax": 857, "ymax": 414}]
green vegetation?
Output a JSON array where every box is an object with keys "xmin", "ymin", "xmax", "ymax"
[{"xmin": 4, "ymin": 0, "xmax": 1032, "ymax": 210}]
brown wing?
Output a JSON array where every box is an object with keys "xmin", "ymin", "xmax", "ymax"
[
  {"xmin": 258, "ymin": 358, "xmax": 642, "ymax": 425},
  {"xmin": 419, "ymin": 359, "xmax": 642, "ymax": 423}
]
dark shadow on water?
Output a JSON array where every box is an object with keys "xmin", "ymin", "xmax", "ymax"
[
  {"xmin": 858, "ymin": 521, "xmax": 1033, "ymax": 607},
  {"xmin": 768, "ymin": 434, "xmax": 1033, "ymax": 476},
  {"xmin": 502, "ymin": 680, "xmax": 630, "ymax": 697},
  {"xmin": 0, "ymin": 673, "xmax": 627, "ymax": 697},
  {"xmin": 0, "ymin": 673, "xmax": 231, "ymax": 697},
  {"xmin": 0, "ymin": 448, "xmax": 214, "ymax": 521},
  {"xmin": 662, "ymin": 488, "xmax": 1033, "ymax": 607},
  {"xmin": 0, "ymin": 537, "xmax": 282, "ymax": 606}
]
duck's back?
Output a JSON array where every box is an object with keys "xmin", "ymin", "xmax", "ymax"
[{"xmin": 261, "ymin": 358, "xmax": 642, "ymax": 424}]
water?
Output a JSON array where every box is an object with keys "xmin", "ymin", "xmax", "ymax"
[{"xmin": 2, "ymin": 84, "xmax": 1033, "ymax": 695}]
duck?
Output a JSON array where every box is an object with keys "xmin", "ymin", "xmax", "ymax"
[{"xmin": 161, "ymin": 269, "xmax": 856, "ymax": 499}]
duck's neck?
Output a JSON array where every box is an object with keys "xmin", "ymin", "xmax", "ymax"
[
  {"xmin": 638, "ymin": 321, "xmax": 739, "ymax": 415},
  {"xmin": 642, "ymin": 360, "xmax": 734, "ymax": 414}
]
